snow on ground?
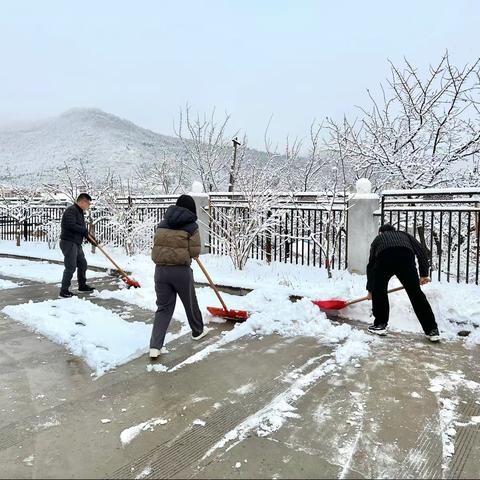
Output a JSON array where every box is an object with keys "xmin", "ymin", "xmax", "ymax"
[
  {"xmin": 120, "ymin": 417, "xmax": 168, "ymax": 446},
  {"xmin": 2, "ymin": 297, "xmax": 151, "ymax": 376},
  {"xmin": 202, "ymin": 328, "xmax": 372, "ymax": 460},
  {"xmin": 0, "ymin": 277, "xmax": 19, "ymax": 289},
  {"xmin": 2, "ymin": 240, "xmax": 480, "ymax": 353},
  {"xmin": 0, "ymin": 256, "xmax": 105, "ymax": 283},
  {"xmin": 428, "ymin": 372, "xmax": 480, "ymax": 470}
]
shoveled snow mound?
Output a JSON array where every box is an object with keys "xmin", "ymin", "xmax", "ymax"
[
  {"xmin": 0, "ymin": 278, "xmax": 19, "ymax": 289},
  {"xmin": 2, "ymin": 297, "xmax": 150, "ymax": 376},
  {"xmin": 2, "ymin": 241, "xmax": 480, "ymax": 341},
  {"xmin": 157, "ymin": 288, "xmax": 373, "ymax": 373}
]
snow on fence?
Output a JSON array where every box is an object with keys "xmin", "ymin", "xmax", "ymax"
[{"xmin": 380, "ymin": 189, "xmax": 480, "ymax": 284}]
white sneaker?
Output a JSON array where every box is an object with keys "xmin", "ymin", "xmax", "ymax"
[
  {"xmin": 149, "ymin": 348, "xmax": 161, "ymax": 359},
  {"xmin": 192, "ymin": 329, "xmax": 209, "ymax": 341}
]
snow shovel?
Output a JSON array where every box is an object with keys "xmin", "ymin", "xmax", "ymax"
[
  {"xmin": 194, "ymin": 257, "xmax": 249, "ymax": 321},
  {"xmin": 87, "ymin": 235, "xmax": 141, "ymax": 288},
  {"xmin": 313, "ymin": 286, "xmax": 405, "ymax": 311}
]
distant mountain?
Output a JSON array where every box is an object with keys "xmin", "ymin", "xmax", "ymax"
[{"xmin": 0, "ymin": 108, "xmax": 186, "ymax": 184}]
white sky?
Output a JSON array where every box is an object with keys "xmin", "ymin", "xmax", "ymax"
[{"xmin": 0, "ymin": 0, "xmax": 479, "ymax": 149}]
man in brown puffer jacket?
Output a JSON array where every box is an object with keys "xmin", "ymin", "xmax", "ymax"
[{"xmin": 149, "ymin": 195, "xmax": 207, "ymax": 359}]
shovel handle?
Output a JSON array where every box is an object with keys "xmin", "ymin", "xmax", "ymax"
[
  {"xmin": 194, "ymin": 257, "xmax": 229, "ymax": 311},
  {"xmin": 87, "ymin": 234, "xmax": 130, "ymax": 279},
  {"xmin": 346, "ymin": 286, "xmax": 405, "ymax": 307}
]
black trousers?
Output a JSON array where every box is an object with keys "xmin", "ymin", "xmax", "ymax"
[
  {"xmin": 150, "ymin": 265, "xmax": 204, "ymax": 349},
  {"xmin": 60, "ymin": 240, "xmax": 87, "ymax": 291},
  {"xmin": 371, "ymin": 248, "xmax": 438, "ymax": 333}
]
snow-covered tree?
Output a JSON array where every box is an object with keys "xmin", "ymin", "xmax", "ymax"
[
  {"xmin": 289, "ymin": 156, "xmax": 349, "ymax": 278},
  {"xmin": 284, "ymin": 121, "xmax": 332, "ymax": 192},
  {"xmin": 327, "ymin": 53, "xmax": 480, "ymax": 190},
  {"xmin": 209, "ymin": 145, "xmax": 287, "ymax": 269},
  {"xmin": 135, "ymin": 152, "xmax": 186, "ymax": 195},
  {"xmin": 174, "ymin": 105, "xmax": 234, "ymax": 192}
]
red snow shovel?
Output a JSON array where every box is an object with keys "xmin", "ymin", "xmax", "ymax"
[
  {"xmin": 195, "ymin": 257, "xmax": 249, "ymax": 322},
  {"xmin": 88, "ymin": 235, "xmax": 141, "ymax": 288},
  {"xmin": 313, "ymin": 286, "xmax": 405, "ymax": 311}
]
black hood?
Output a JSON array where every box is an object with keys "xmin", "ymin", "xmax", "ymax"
[{"xmin": 162, "ymin": 205, "xmax": 198, "ymax": 229}]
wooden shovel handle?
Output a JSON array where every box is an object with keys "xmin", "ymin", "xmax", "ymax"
[
  {"xmin": 87, "ymin": 234, "xmax": 130, "ymax": 278},
  {"xmin": 194, "ymin": 257, "xmax": 229, "ymax": 311},
  {"xmin": 346, "ymin": 286, "xmax": 405, "ymax": 307}
]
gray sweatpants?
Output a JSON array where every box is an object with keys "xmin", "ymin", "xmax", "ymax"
[
  {"xmin": 150, "ymin": 265, "xmax": 204, "ymax": 349},
  {"xmin": 60, "ymin": 240, "xmax": 87, "ymax": 291}
]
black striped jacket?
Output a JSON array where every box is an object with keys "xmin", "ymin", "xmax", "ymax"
[{"xmin": 366, "ymin": 230, "xmax": 430, "ymax": 290}]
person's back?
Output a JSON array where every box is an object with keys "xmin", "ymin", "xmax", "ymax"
[{"xmin": 151, "ymin": 204, "xmax": 200, "ymax": 266}]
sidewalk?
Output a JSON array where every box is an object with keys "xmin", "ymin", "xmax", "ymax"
[{"xmin": 1, "ymin": 272, "xmax": 479, "ymax": 479}]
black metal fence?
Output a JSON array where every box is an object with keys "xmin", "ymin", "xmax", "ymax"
[
  {"xmin": 380, "ymin": 188, "xmax": 480, "ymax": 284},
  {"xmin": 208, "ymin": 192, "xmax": 348, "ymax": 269},
  {"xmin": 0, "ymin": 196, "xmax": 178, "ymax": 248}
]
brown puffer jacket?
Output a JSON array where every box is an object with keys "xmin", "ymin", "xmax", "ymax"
[{"xmin": 151, "ymin": 205, "xmax": 201, "ymax": 266}]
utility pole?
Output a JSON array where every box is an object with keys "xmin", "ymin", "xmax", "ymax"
[{"xmin": 228, "ymin": 137, "xmax": 241, "ymax": 193}]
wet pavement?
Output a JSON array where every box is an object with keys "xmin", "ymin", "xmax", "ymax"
[{"xmin": 0, "ymin": 269, "xmax": 479, "ymax": 479}]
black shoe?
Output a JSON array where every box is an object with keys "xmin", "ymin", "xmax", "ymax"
[
  {"xmin": 426, "ymin": 328, "xmax": 440, "ymax": 342},
  {"xmin": 78, "ymin": 284, "xmax": 95, "ymax": 293},
  {"xmin": 59, "ymin": 290, "xmax": 76, "ymax": 298},
  {"xmin": 368, "ymin": 324, "xmax": 388, "ymax": 336}
]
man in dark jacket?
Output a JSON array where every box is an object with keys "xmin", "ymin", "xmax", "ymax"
[
  {"xmin": 366, "ymin": 224, "xmax": 440, "ymax": 341},
  {"xmin": 149, "ymin": 194, "xmax": 206, "ymax": 359},
  {"xmin": 59, "ymin": 193, "xmax": 96, "ymax": 298}
]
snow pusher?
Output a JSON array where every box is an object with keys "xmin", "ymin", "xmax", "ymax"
[
  {"xmin": 195, "ymin": 257, "xmax": 249, "ymax": 321},
  {"xmin": 313, "ymin": 286, "xmax": 405, "ymax": 311},
  {"xmin": 88, "ymin": 235, "xmax": 141, "ymax": 288}
]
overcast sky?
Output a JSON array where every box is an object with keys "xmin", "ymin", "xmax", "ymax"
[{"xmin": 0, "ymin": 0, "xmax": 479, "ymax": 149}]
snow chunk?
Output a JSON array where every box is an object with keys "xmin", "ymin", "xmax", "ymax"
[{"xmin": 120, "ymin": 417, "xmax": 168, "ymax": 446}]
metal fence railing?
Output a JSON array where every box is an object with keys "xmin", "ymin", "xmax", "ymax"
[
  {"xmin": 380, "ymin": 188, "xmax": 480, "ymax": 284},
  {"xmin": 208, "ymin": 192, "xmax": 349, "ymax": 270},
  {"xmin": 0, "ymin": 196, "xmax": 178, "ymax": 248}
]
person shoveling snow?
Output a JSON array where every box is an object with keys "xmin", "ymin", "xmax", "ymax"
[
  {"xmin": 59, "ymin": 193, "xmax": 98, "ymax": 298},
  {"xmin": 149, "ymin": 195, "xmax": 208, "ymax": 359},
  {"xmin": 366, "ymin": 224, "xmax": 440, "ymax": 342}
]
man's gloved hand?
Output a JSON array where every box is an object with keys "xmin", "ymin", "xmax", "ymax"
[
  {"xmin": 367, "ymin": 291, "xmax": 372, "ymax": 300},
  {"xmin": 419, "ymin": 276, "xmax": 431, "ymax": 285}
]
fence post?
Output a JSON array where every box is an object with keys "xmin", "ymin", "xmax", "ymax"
[
  {"xmin": 189, "ymin": 182, "xmax": 210, "ymax": 255},
  {"xmin": 347, "ymin": 178, "xmax": 380, "ymax": 275}
]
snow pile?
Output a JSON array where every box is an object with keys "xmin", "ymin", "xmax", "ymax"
[
  {"xmin": 2, "ymin": 297, "xmax": 150, "ymax": 376},
  {"xmin": 0, "ymin": 277, "xmax": 19, "ymax": 289},
  {"xmin": 2, "ymin": 241, "xmax": 480, "ymax": 340},
  {"xmin": 0, "ymin": 256, "xmax": 105, "ymax": 284},
  {"xmin": 120, "ymin": 417, "xmax": 168, "ymax": 446}
]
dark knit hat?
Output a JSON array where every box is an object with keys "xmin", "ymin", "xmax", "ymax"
[{"xmin": 176, "ymin": 194, "xmax": 197, "ymax": 215}]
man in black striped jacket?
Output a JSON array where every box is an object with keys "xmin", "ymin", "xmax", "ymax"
[{"xmin": 366, "ymin": 224, "xmax": 440, "ymax": 341}]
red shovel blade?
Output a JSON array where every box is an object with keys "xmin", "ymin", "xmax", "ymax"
[
  {"xmin": 312, "ymin": 299, "xmax": 348, "ymax": 310},
  {"xmin": 122, "ymin": 276, "xmax": 141, "ymax": 288},
  {"xmin": 207, "ymin": 306, "xmax": 249, "ymax": 322}
]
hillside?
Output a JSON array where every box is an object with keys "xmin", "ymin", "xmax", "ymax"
[{"xmin": 0, "ymin": 108, "xmax": 186, "ymax": 184}]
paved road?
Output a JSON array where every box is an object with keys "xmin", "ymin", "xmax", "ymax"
[{"xmin": 0, "ymin": 272, "xmax": 479, "ymax": 479}]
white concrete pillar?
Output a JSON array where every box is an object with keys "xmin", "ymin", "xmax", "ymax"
[
  {"xmin": 347, "ymin": 178, "xmax": 380, "ymax": 275},
  {"xmin": 189, "ymin": 181, "xmax": 210, "ymax": 254}
]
